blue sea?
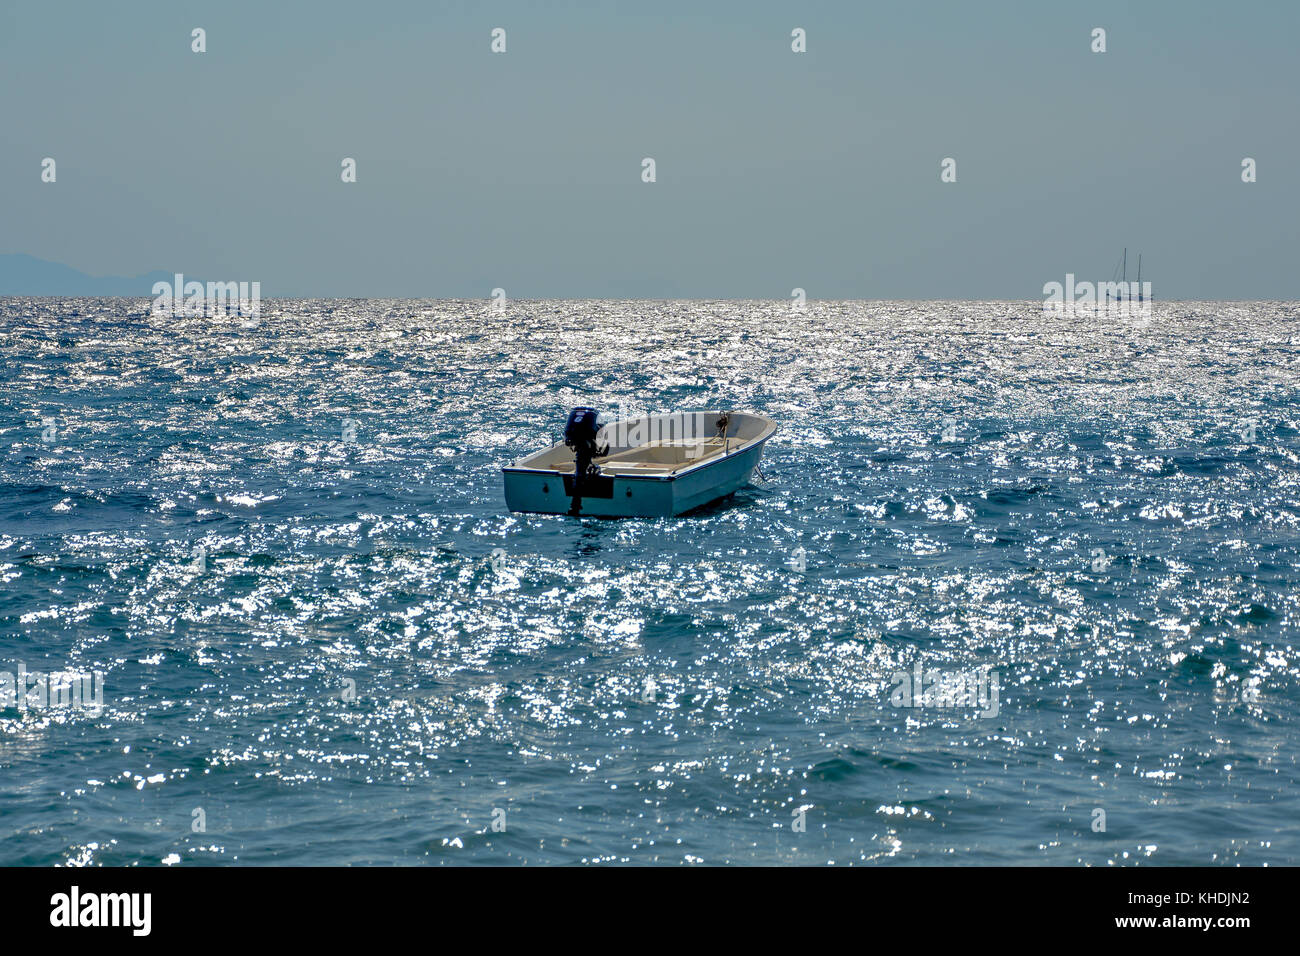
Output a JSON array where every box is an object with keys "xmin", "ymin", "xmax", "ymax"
[{"xmin": 2, "ymin": 297, "xmax": 1298, "ymax": 865}]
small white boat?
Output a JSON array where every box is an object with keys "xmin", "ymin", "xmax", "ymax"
[{"xmin": 503, "ymin": 408, "xmax": 776, "ymax": 517}]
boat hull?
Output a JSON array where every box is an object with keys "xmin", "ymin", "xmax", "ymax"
[{"xmin": 503, "ymin": 437, "xmax": 768, "ymax": 518}]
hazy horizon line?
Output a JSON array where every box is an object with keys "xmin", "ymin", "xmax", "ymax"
[{"xmin": 4, "ymin": 256, "xmax": 1289, "ymax": 304}]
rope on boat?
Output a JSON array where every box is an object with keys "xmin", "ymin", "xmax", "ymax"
[{"xmin": 716, "ymin": 411, "xmax": 732, "ymax": 455}]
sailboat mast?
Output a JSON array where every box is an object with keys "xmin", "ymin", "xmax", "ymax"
[
  {"xmin": 1137, "ymin": 254, "xmax": 1142, "ymax": 302},
  {"xmin": 1123, "ymin": 248, "xmax": 1127, "ymax": 303}
]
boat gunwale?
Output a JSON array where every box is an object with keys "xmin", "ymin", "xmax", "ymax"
[{"xmin": 503, "ymin": 416, "xmax": 776, "ymax": 482}]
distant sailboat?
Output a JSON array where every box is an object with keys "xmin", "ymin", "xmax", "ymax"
[{"xmin": 1105, "ymin": 248, "xmax": 1151, "ymax": 310}]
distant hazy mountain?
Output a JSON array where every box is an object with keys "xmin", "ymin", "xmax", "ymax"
[{"xmin": 0, "ymin": 254, "xmax": 182, "ymax": 296}]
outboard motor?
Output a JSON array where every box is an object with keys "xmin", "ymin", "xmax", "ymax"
[{"xmin": 563, "ymin": 407, "xmax": 607, "ymax": 515}]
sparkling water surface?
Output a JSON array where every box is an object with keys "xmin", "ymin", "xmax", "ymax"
[{"xmin": 2, "ymin": 298, "xmax": 1298, "ymax": 865}]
